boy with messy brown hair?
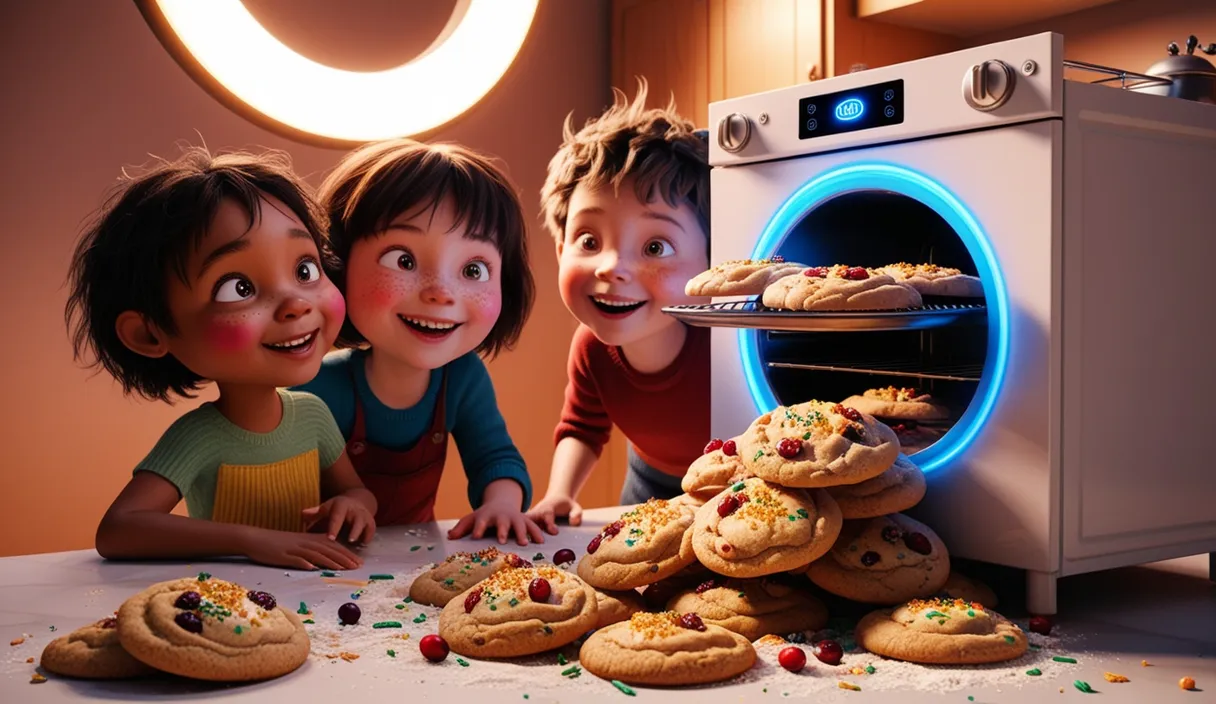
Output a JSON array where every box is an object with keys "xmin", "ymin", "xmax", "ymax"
[{"xmin": 527, "ymin": 80, "xmax": 711, "ymax": 531}]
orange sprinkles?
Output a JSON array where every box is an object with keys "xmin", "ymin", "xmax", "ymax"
[
  {"xmin": 480, "ymin": 566, "xmax": 561, "ymax": 600},
  {"xmin": 1103, "ymin": 672, "xmax": 1129, "ymax": 683},
  {"xmin": 627, "ymin": 611, "xmax": 682, "ymax": 639},
  {"xmin": 906, "ymin": 597, "xmax": 984, "ymax": 614},
  {"xmin": 1179, "ymin": 677, "xmax": 1196, "ymax": 690}
]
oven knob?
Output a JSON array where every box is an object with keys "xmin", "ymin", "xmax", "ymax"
[
  {"xmin": 962, "ymin": 59, "xmax": 1016, "ymax": 111},
  {"xmin": 717, "ymin": 112, "xmax": 752, "ymax": 153}
]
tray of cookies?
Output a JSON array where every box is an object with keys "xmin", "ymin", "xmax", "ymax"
[{"xmin": 662, "ymin": 300, "xmax": 987, "ymax": 332}]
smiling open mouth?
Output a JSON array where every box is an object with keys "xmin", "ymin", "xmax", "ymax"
[
  {"xmin": 590, "ymin": 296, "xmax": 647, "ymax": 317},
  {"xmin": 399, "ymin": 315, "xmax": 462, "ymax": 339},
  {"xmin": 263, "ymin": 329, "xmax": 319, "ymax": 354}
]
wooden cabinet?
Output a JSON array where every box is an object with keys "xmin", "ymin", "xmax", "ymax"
[{"xmin": 613, "ymin": 0, "xmax": 964, "ymax": 128}]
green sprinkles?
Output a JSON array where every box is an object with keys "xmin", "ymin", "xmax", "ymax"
[
  {"xmin": 610, "ymin": 679, "xmax": 636, "ymax": 696},
  {"xmin": 410, "ymin": 545, "xmax": 420, "ymax": 552},
  {"xmin": 387, "ymin": 649, "xmax": 396, "ymax": 657},
  {"xmin": 752, "ymin": 450, "xmax": 764, "ymax": 461},
  {"xmin": 732, "ymin": 481, "xmax": 747, "ymax": 491},
  {"xmin": 1074, "ymin": 680, "xmax": 1096, "ymax": 693},
  {"xmin": 787, "ymin": 515, "xmax": 797, "ymax": 521},
  {"xmin": 490, "ymin": 604, "xmax": 498, "ymax": 611},
  {"xmin": 796, "ymin": 508, "xmax": 809, "ymax": 519},
  {"xmin": 444, "ymin": 578, "xmax": 455, "ymax": 586},
  {"xmin": 298, "ymin": 601, "xmax": 309, "ymax": 615},
  {"xmin": 625, "ymin": 539, "xmax": 636, "ymax": 547},
  {"xmin": 1004, "ymin": 635, "xmax": 1016, "ymax": 644},
  {"xmin": 557, "ymin": 653, "xmax": 568, "ymax": 665},
  {"xmin": 534, "ymin": 552, "xmax": 545, "ymax": 560},
  {"xmin": 509, "ymin": 598, "xmax": 520, "ymax": 607},
  {"xmin": 456, "ymin": 657, "xmax": 470, "ymax": 667},
  {"xmin": 302, "ymin": 619, "xmax": 315, "ymax": 624},
  {"xmin": 1029, "ymin": 643, "xmax": 1042, "ymax": 650},
  {"xmin": 197, "ymin": 572, "xmax": 211, "ymax": 581},
  {"xmin": 234, "ymin": 625, "xmax": 243, "ymax": 634},
  {"xmin": 413, "ymin": 615, "xmax": 427, "ymax": 623},
  {"xmin": 967, "ymin": 609, "xmax": 976, "ymax": 617},
  {"xmin": 561, "ymin": 665, "xmax": 581, "ymax": 677},
  {"xmin": 373, "ymin": 621, "xmax": 402, "ymax": 629},
  {"xmin": 369, "ymin": 574, "xmax": 394, "ymax": 580},
  {"xmin": 321, "ymin": 571, "xmax": 337, "ymax": 577},
  {"xmin": 1053, "ymin": 656, "xmax": 1077, "ymax": 663},
  {"xmin": 395, "ymin": 604, "xmax": 406, "ymax": 610},
  {"xmin": 1026, "ymin": 668, "xmax": 1042, "ymax": 676},
  {"xmin": 924, "ymin": 611, "xmax": 948, "ymax": 620},
  {"xmin": 864, "ymin": 665, "xmax": 876, "ymax": 674},
  {"xmin": 403, "ymin": 597, "xmax": 414, "ymax": 603}
]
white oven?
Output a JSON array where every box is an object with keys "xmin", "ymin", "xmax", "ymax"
[{"xmin": 668, "ymin": 32, "xmax": 1216, "ymax": 614}]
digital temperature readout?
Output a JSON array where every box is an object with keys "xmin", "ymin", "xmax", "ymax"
[{"xmin": 798, "ymin": 79, "xmax": 904, "ymax": 140}]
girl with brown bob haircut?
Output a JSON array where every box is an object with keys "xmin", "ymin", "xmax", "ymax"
[{"xmin": 294, "ymin": 139, "xmax": 544, "ymax": 545}]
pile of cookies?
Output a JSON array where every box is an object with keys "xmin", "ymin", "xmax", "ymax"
[
  {"xmin": 686, "ymin": 259, "xmax": 983, "ymax": 310},
  {"xmin": 842, "ymin": 385, "xmax": 950, "ymax": 453},
  {"xmin": 39, "ymin": 574, "xmax": 309, "ymax": 682}
]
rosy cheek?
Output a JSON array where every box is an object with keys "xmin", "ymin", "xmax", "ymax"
[
  {"xmin": 205, "ymin": 318, "xmax": 259, "ymax": 354},
  {"xmin": 465, "ymin": 287, "xmax": 502, "ymax": 322},
  {"xmin": 352, "ymin": 272, "xmax": 415, "ymax": 312},
  {"xmin": 319, "ymin": 287, "xmax": 346, "ymax": 322}
]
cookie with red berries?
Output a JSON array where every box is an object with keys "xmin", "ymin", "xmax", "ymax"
[
  {"xmin": 665, "ymin": 575, "xmax": 828, "ymax": 641},
  {"xmin": 856, "ymin": 597, "xmax": 1027, "ymax": 664},
  {"xmin": 842, "ymin": 386, "xmax": 949, "ymax": 421},
  {"xmin": 825, "ymin": 454, "xmax": 926, "ymax": 519},
  {"xmin": 761, "ymin": 264, "xmax": 922, "ymax": 311},
  {"xmin": 576, "ymin": 498, "xmax": 697, "ymax": 590},
  {"xmin": 737, "ymin": 400, "xmax": 900, "ymax": 488},
  {"xmin": 438, "ymin": 565, "xmax": 597, "ymax": 658},
  {"xmin": 690, "ymin": 477, "xmax": 842, "ymax": 578},
  {"xmin": 806, "ymin": 513, "xmax": 949, "ymax": 604},
  {"xmin": 578, "ymin": 611, "xmax": 756, "ymax": 686},
  {"xmin": 116, "ymin": 575, "xmax": 308, "ymax": 681},
  {"xmin": 681, "ymin": 438, "xmax": 752, "ymax": 503},
  {"xmin": 408, "ymin": 547, "xmax": 531, "ymax": 607},
  {"xmin": 593, "ymin": 588, "xmax": 646, "ymax": 630},
  {"xmin": 39, "ymin": 614, "xmax": 157, "ymax": 679}
]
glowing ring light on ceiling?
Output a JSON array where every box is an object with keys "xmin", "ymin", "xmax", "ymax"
[
  {"xmin": 741, "ymin": 162, "xmax": 1010, "ymax": 474},
  {"xmin": 135, "ymin": 0, "xmax": 539, "ymax": 145}
]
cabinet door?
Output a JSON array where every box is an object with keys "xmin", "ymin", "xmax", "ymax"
[
  {"xmin": 709, "ymin": 0, "xmax": 822, "ymax": 102},
  {"xmin": 825, "ymin": 0, "xmax": 961, "ymax": 77},
  {"xmin": 612, "ymin": 0, "xmax": 712, "ymax": 127}
]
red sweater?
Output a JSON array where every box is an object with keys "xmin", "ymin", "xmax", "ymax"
[{"xmin": 554, "ymin": 324, "xmax": 710, "ymax": 477}]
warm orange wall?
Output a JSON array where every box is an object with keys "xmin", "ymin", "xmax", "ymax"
[
  {"xmin": 971, "ymin": 0, "xmax": 1216, "ymax": 72},
  {"xmin": 0, "ymin": 0, "xmax": 625, "ymax": 557}
]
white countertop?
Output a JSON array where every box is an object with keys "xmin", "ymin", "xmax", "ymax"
[{"xmin": 2, "ymin": 507, "xmax": 1212, "ymax": 704}]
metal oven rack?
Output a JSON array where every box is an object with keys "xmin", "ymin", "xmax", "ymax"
[
  {"xmin": 661, "ymin": 300, "xmax": 987, "ymax": 333},
  {"xmin": 1062, "ymin": 59, "xmax": 1172, "ymax": 90}
]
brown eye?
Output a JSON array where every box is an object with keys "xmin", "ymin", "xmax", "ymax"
[
  {"xmin": 578, "ymin": 235, "xmax": 599, "ymax": 251},
  {"xmin": 296, "ymin": 260, "xmax": 320, "ymax": 282},
  {"xmin": 644, "ymin": 239, "xmax": 674, "ymax": 257},
  {"xmin": 462, "ymin": 261, "xmax": 491, "ymax": 282},
  {"xmin": 377, "ymin": 249, "xmax": 414, "ymax": 271},
  {"xmin": 214, "ymin": 277, "xmax": 255, "ymax": 303}
]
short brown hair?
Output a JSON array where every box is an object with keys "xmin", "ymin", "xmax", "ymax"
[
  {"xmin": 319, "ymin": 139, "xmax": 535, "ymax": 358},
  {"xmin": 65, "ymin": 145, "xmax": 331, "ymax": 402},
  {"xmin": 540, "ymin": 78, "xmax": 709, "ymax": 242}
]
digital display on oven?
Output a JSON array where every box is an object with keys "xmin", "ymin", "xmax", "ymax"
[{"xmin": 797, "ymin": 79, "xmax": 904, "ymax": 140}]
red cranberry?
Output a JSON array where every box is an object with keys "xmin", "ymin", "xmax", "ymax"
[
  {"xmin": 717, "ymin": 494, "xmax": 741, "ymax": 518},
  {"xmin": 587, "ymin": 535, "xmax": 603, "ymax": 554},
  {"xmin": 678, "ymin": 613, "xmax": 706, "ymax": 631},
  {"xmin": 694, "ymin": 580, "xmax": 717, "ymax": 594},
  {"xmin": 528, "ymin": 578, "xmax": 551, "ymax": 603},
  {"xmin": 804, "ymin": 267, "xmax": 828, "ymax": 278},
  {"xmin": 721, "ymin": 543, "xmax": 732, "ymax": 552},
  {"xmin": 721, "ymin": 440, "xmax": 738, "ymax": 456},
  {"xmin": 247, "ymin": 590, "xmax": 276, "ymax": 611},
  {"xmin": 464, "ymin": 590, "xmax": 482, "ymax": 613},
  {"xmin": 603, "ymin": 521, "xmax": 624, "ymax": 538},
  {"xmin": 903, "ymin": 532, "xmax": 933, "ymax": 555},
  {"xmin": 860, "ymin": 551, "xmax": 881, "ymax": 566},
  {"xmin": 338, "ymin": 602, "xmax": 361, "ymax": 625},
  {"xmin": 100, "ymin": 617, "xmax": 118, "ymax": 629},
  {"xmin": 174, "ymin": 611, "xmax": 203, "ymax": 634},
  {"xmin": 174, "ymin": 591, "xmax": 201, "ymax": 610},
  {"xmin": 833, "ymin": 404, "xmax": 863, "ymax": 422},
  {"xmin": 775, "ymin": 437, "xmax": 803, "ymax": 459},
  {"xmin": 553, "ymin": 548, "xmax": 576, "ymax": 565},
  {"xmin": 506, "ymin": 553, "xmax": 532, "ymax": 569},
  {"xmin": 1028, "ymin": 616, "xmax": 1053, "ymax": 636},
  {"xmin": 704, "ymin": 438, "xmax": 724, "ymax": 454},
  {"xmin": 419, "ymin": 634, "xmax": 450, "ymax": 662},
  {"xmin": 842, "ymin": 266, "xmax": 869, "ymax": 280},
  {"xmin": 813, "ymin": 639, "xmax": 843, "ymax": 665},
  {"xmin": 778, "ymin": 646, "xmax": 807, "ymax": 672},
  {"xmin": 881, "ymin": 526, "xmax": 902, "ymax": 543}
]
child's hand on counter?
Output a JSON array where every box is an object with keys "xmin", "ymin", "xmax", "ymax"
[
  {"xmin": 448, "ymin": 479, "xmax": 546, "ymax": 546},
  {"xmin": 525, "ymin": 494, "xmax": 584, "ymax": 534}
]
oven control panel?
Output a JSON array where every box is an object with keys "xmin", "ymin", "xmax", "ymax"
[{"xmin": 797, "ymin": 79, "xmax": 905, "ymax": 140}]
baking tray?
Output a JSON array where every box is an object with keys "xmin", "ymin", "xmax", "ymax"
[{"xmin": 662, "ymin": 300, "xmax": 987, "ymax": 332}]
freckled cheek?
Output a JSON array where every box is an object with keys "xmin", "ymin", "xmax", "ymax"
[
  {"xmin": 350, "ymin": 271, "xmax": 417, "ymax": 313},
  {"xmin": 636, "ymin": 262, "xmax": 691, "ymax": 302},
  {"xmin": 204, "ymin": 318, "xmax": 260, "ymax": 354},
  {"xmin": 464, "ymin": 286, "xmax": 503, "ymax": 323}
]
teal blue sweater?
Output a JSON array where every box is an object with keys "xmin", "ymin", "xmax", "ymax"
[{"xmin": 293, "ymin": 349, "xmax": 531, "ymax": 510}]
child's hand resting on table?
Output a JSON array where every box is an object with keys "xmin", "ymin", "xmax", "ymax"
[
  {"xmin": 447, "ymin": 478, "xmax": 546, "ymax": 546},
  {"xmin": 525, "ymin": 494, "xmax": 584, "ymax": 535},
  {"xmin": 245, "ymin": 531, "xmax": 365, "ymax": 571},
  {"xmin": 302, "ymin": 494, "xmax": 377, "ymax": 545}
]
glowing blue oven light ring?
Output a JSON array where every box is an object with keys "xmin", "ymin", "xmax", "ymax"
[{"xmin": 739, "ymin": 162, "xmax": 1010, "ymax": 474}]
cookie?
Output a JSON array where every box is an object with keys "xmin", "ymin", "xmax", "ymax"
[
  {"xmin": 880, "ymin": 263, "xmax": 984, "ymax": 298},
  {"xmin": 640, "ymin": 562, "xmax": 717, "ymax": 610},
  {"xmin": 438, "ymin": 565, "xmax": 598, "ymax": 658},
  {"xmin": 578, "ymin": 611, "xmax": 756, "ymax": 686},
  {"xmin": 938, "ymin": 572, "xmax": 998, "ymax": 608},
  {"xmin": 737, "ymin": 400, "xmax": 901, "ymax": 488},
  {"xmin": 761, "ymin": 265, "xmax": 923, "ymax": 311},
  {"xmin": 576, "ymin": 498, "xmax": 697, "ymax": 590},
  {"xmin": 681, "ymin": 441, "xmax": 752, "ymax": 502},
  {"xmin": 666, "ymin": 576, "xmax": 828, "ymax": 640},
  {"xmin": 690, "ymin": 477, "xmax": 842, "ymax": 578},
  {"xmin": 408, "ymin": 547, "xmax": 532, "ymax": 607},
  {"xmin": 39, "ymin": 615, "xmax": 157, "ymax": 679},
  {"xmin": 885, "ymin": 419, "xmax": 947, "ymax": 454},
  {"xmin": 668, "ymin": 492, "xmax": 705, "ymax": 508},
  {"xmin": 855, "ymin": 597, "xmax": 1027, "ymax": 664},
  {"xmin": 825, "ymin": 454, "xmax": 926, "ymax": 519},
  {"xmin": 116, "ymin": 575, "xmax": 309, "ymax": 681},
  {"xmin": 842, "ymin": 386, "xmax": 949, "ymax": 421},
  {"xmin": 806, "ymin": 513, "xmax": 950, "ymax": 604},
  {"xmin": 594, "ymin": 589, "xmax": 646, "ymax": 630},
  {"xmin": 685, "ymin": 258, "xmax": 806, "ymax": 297}
]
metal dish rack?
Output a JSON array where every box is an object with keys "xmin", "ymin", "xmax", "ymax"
[{"xmin": 1062, "ymin": 59, "xmax": 1172, "ymax": 90}]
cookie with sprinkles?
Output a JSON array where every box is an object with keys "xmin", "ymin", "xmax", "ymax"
[
  {"xmin": 825, "ymin": 454, "xmax": 926, "ymax": 519},
  {"xmin": 685, "ymin": 258, "xmax": 806, "ymax": 297},
  {"xmin": 576, "ymin": 498, "xmax": 697, "ymax": 590},
  {"xmin": 690, "ymin": 477, "xmax": 842, "ymax": 578},
  {"xmin": 855, "ymin": 597, "xmax": 1028, "ymax": 664},
  {"xmin": 806, "ymin": 513, "xmax": 949, "ymax": 604},
  {"xmin": 39, "ymin": 614, "xmax": 157, "ymax": 679},
  {"xmin": 578, "ymin": 611, "xmax": 756, "ymax": 686},
  {"xmin": 408, "ymin": 547, "xmax": 531, "ymax": 607},
  {"xmin": 593, "ymin": 588, "xmax": 646, "ymax": 630},
  {"xmin": 879, "ymin": 262, "xmax": 984, "ymax": 298},
  {"xmin": 116, "ymin": 576, "xmax": 309, "ymax": 681},
  {"xmin": 761, "ymin": 264, "xmax": 922, "ymax": 311},
  {"xmin": 841, "ymin": 386, "xmax": 949, "ymax": 421},
  {"xmin": 737, "ymin": 400, "xmax": 900, "ymax": 488},
  {"xmin": 665, "ymin": 575, "xmax": 828, "ymax": 640},
  {"xmin": 437, "ymin": 565, "xmax": 597, "ymax": 658},
  {"xmin": 938, "ymin": 571, "xmax": 998, "ymax": 608},
  {"xmin": 681, "ymin": 442, "xmax": 753, "ymax": 503}
]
